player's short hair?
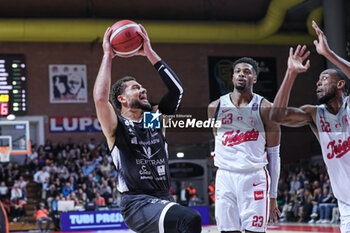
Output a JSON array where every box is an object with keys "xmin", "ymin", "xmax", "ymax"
[
  {"xmin": 232, "ymin": 57, "xmax": 260, "ymax": 76},
  {"xmin": 111, "ymin": 76, "xmax": 136, "ymax": 110},
  {"xmin": 333, "ymin": 68, "xmax": 349, "ymax": 96}
]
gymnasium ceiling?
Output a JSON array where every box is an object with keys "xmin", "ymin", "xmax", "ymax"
[{"xmin": 0, "ymin": 0, "xmax": 348, "ymax": 45}]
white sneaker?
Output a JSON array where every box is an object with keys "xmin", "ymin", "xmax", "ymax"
[
  {"xmin": 308, "ymin": 219, "xmax": 315, "ymax": 224},
  {"xmin": 321, "ymin": 219, "xmax": 330, "ymax": 224},
  {"xmin": 316, "ymin": 219, "xmax": 323, "ymax": 224},
  {"xmin": 310, "ymin": 213, "xmax": 318, "ymax": 218}
]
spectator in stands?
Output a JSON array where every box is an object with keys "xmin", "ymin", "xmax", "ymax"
[
  {"xmin": 298, "ymin": 188, "xmax": 313, "ymax": 222},
  {"xmin": 70, "ymin": 143, "xmax": 81, "ymax": 157},
  {"xmin": 81, "ymin": 159, "xmax": 99, "ymax": 177},
  {"xmin": 0, "ymin": 181, "xmax": 8, "ymax": 200},
  {"xmin": 6, "ymin": 177, "xmax": 14, "ymax": 189},
  {"xmin": 100, "ymin": 181, "xmax": 112, "ymax": 202},
  {"xmin": 316, "ymin": 188, "xmax": 337, "ymax": 224},
  {"xmin": 289, "ymin": 175, "xmax": 301, "ymax": 194},
  {"xmin": 28, "ymin": 158, "xmax": 40, "ymax": 174},
  {"xmin": 91, "ymin": 169, "xmax": 100, "ymax": 183},
  {"xmin": 100, "ymin": 157, "xmax": 111, "ymax": 173},
  {"xmin": 188, "ymin": 194, "xmax": 203, "ymax": 206},
  {"xmin": 187, "ymin": 182, "xmax": 197, "ymax": 201},
  {"xmin": 208, "ymin": 180, "xmax": 215, "ymax": 207},
  {"xmin": 34, "ymin": 167, "xmax": 50, "ymax": 186},
  {"xmin": 41, "ymin": 177, "xmax": 50, "ymax": 200},
  {"xmin": 68, "ymin": 175, "xmax": 77, "ymax": 190},
  {"xmin": 88, "ymin": 138, "xmax": 96, "ymax": 151},
  {"xmin": 81, "ymin": 183, "xmax": 92, "ymax": 200},
  {"xmin": 84, "ymin": 174, "xmax": 94, "ymax": 188},
  {"xmin": 51, "ymin": 196, "xmax": 61, "ymax": 231},
  {"xmin": 46, "ymin": 184, "xmax": 58, "ymax": 209},
  {"xmin": 309, "ymin": 187, "xmax": 322, "ymax": 223},
  {"xmin": 81, "ymin": 143, "xmax": 90, "ymax": 157},
  {"xmin": 279, "ymin": 189, "xmax": 292, "ymax": 222},
  {"xmin": 278, "ymin": 179, "xmax": 289, "ymax": 195},
  {"xmin": 62, "ymin": 182, "xmax": 74, "ymax": 197},
  {"xmin": 12, "ymin": 163, "xmax": 20, "ymax": 179},
  {"xmin": 179, "ymin": 182, "xmax": 190, "ymax": 206},
  {"xmin": 109, "ymin": 165, "xmax": 118, "ymax": 178},
  {"xmin": 54, "ymin": 178, "xmax": 62, "ymax": 194},
  {"xmin": 12, "ymin": 198, "xmax": 28, "ymax": 223},
  {"xmin": 35, "ymin": 202, "xmax": 52, "ymax": 233},
  {"xmin": 47, "ymin": 162, "xmax": 57, "ymax": 174},
  {"xmin": 81, "ymin": 192, "xmax": 90, "ymax": 208},
  {"xmin": 318, "ymin": 174, "xmax": 325, "ymax": 189},
  {"xmin": 26, "ymin": 145, "xmax": 38, "ymax": 165},
  {"xmin": 10, "ymin": 184, "xmax": 22, "ymax": 202},
  {"xmin": 312, "ymin": 180, "xmax": 320, "ymax": 191},
  {"xmin": 18, "ymin": 176, "xmax": 27, "ymax": 198},
  {"xmin": 291, "ymin": 188, "xmax": 303, "ymax": 221},
  {"xmin": 76, "ymin": 172, "xmax": 85, "ymax": 188},
  {"xmin": 95, "ymin": 192, "xmax": 105, "ymax": 208}
]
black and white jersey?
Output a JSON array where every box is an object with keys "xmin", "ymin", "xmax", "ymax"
[{"xmin": 111, "ymin": 115, "xmax": 171, "ymax": 197}]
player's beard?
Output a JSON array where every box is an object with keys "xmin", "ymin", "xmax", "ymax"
[
  {"xmin": 130, "ymin": 99, "xmax": 152, "ymax": 111},
  {"xmin": 318, "ymin": 89, "xmax": 336, "ymax": 104},
  {"xmin": 235, "ymin": 84, "xmax": 245, "ymax": 91}
]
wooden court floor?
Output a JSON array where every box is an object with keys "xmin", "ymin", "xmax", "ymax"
[{"xmin": 14, "ymin": 222, "xmax": 340, "ymax": 233}]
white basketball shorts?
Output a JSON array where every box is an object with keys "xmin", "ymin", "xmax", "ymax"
[{"xmin": 215, "ymin": 167, "xmax": 270, "ymax": 232}]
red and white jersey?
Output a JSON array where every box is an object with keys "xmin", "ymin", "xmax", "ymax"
[
  {"xmin": 214, "ymin": 93, "xmax": 267, "ymax": 172},
  {"xmin": 316, "ymin": 97, "xmax": 350, "ymax": 205}
]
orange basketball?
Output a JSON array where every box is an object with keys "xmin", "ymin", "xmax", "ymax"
[{"xmin": 109, "ymin": 20, "xmax": 143, "ymax": 57}]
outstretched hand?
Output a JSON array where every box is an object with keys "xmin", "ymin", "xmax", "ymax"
[
  {"xmin": 288, "ymin": 45, "xmax": 310, "ymax": 74},
  {"xmin": 102, "ymin": 27, "xmax": 117, "ymax": 59},
  {"xmin": 312, "ymin": 20, "xmax": 331, "ymax": 56},
  {"xmin": 134, "ymin": 24, "xmax": 154, "ymax": 57}
]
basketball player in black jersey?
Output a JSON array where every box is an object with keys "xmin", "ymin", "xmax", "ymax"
[{"xmin": 93, "ymin": 25, "xmax": 201, "ymax": 233}]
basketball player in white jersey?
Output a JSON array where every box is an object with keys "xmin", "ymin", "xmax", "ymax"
[
  {"xmin": 270, "ymin": 21, "xmax": 350, "ymax": 233},
  {"xmin": 208, "ymin": 57, "xmax": 281, "ymax": 233}
]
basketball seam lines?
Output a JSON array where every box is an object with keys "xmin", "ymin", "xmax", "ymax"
[{"xmin": 112, "ymin": 34, "xmax": 141, "ymax": 46}]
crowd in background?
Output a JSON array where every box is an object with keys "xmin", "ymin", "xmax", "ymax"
[
  {"xmin": 0, "ymin": 139, "xmax": 340, "ymax": 228},
  {"xmin": 277, "ymin": 164, "xmax": 339, "ymax": 224}
]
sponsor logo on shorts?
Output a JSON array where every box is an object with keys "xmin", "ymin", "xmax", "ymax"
[
  {"xmin": 253, "ymin": 182, "xmax": 263, "ymax": 187},
  {"xmin": 254, "ymin": 191, "xmax": 264, "ymax": 200}
]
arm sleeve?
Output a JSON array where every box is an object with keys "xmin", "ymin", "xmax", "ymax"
[
  {"xmin": 267, "ymin": 145, "xmax": 281, "ymax": 198},
  {"xmin": 154, "ymin": 60, "xmax": 183, "ymax": 115}
]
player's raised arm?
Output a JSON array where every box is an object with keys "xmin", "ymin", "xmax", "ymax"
[
  {"xmin": 136, "ymin": 24, "xmax": 184, "ymax": 116},
  {"xmin": 270, "ymin": 45, "xmax": 314, "ymax": 127},
  {"xmin": 312, "ymin": 21, "xmax": 350, "ymax": 79},
  {"xmin": 93, "ymin": 27, "xmax": 118, "ymax": 150}
]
